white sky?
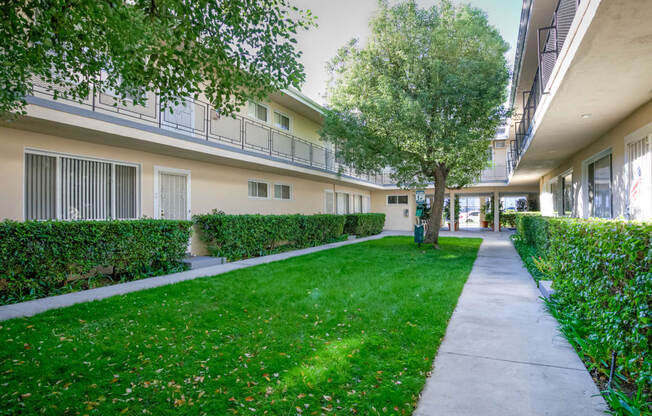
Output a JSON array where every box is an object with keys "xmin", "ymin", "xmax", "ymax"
[{"xmin": 291, "ymin": 0, "xmax": 523, "ymax": 104}]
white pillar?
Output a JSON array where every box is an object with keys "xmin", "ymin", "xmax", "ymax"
[
  {"xmin": 450, "ymin": 191, "xmax": 457, "ymax": 232},
  {"xmin": 493, "ymin": 191, "xmax": 500, "ymax": 233}
]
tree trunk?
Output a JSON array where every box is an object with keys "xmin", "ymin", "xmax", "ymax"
[{"xmin": 425, "ymin": 168, "xmax": 447, "ymax": 249}]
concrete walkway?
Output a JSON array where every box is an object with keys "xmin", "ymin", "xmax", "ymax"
[
  {"xmin": 0, "ymin": 231, "xmax": 409, "ymax": 322},
  {"xmin": 415, "ymin": 231, "xmax": 607, "ymax": 415}
]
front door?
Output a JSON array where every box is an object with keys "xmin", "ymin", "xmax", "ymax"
[
  {"xmin": 626, "ymin": 135, "xmax": 651, "ymax": 220},
  {"xmin": 156, "ymin": 169, "xmax": 190, "ymax": 220}
]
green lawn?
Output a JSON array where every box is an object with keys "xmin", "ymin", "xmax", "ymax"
[{"xmin": 0, "ymin": 236, "xmax": 480, "ymax": 415}]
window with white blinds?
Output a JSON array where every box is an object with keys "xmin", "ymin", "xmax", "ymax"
[
  {"xmin": 324, "ymin": 190, "xmax": 335, "ymax": 214},
  {"xmin": 336, "ymin": 192, "xmax": 349, "ymax": 214},
  {"xmin": 24, "ymin": 151, "xmax": 140, "ymax": 220},
  {"xmin": 363, "ymin": 196, "xmax": 371, "ymax": 213}
]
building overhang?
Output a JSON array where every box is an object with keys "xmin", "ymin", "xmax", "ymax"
[{"xmin": 510, "ymin": 0, "xmax": 652, "ymax": 185}]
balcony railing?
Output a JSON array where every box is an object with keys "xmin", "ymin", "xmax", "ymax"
[
  {"xmin": 509, "ymin": 0, "xmax": 579, "ymax": 175},
  {"xmin": 28, "ymin": 80, "xmax": 392, "ymax": 185},
  {"xmin": 28, "ymin": 80, "xmax": 504, "ymax": 187}
]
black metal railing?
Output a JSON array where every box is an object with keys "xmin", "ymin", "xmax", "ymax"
[
  {"xmin": 29, "ymin": 80, "xmax": 505, "ymax": 186},
  {"xmin": 508, "ymin": 0, "xmax": 579, "ymax": 175}
]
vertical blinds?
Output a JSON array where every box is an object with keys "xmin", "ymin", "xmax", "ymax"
[
  {"xmin": 25, "ymin": 152, "xmax": 139, "ymax": 221},
  {"xmin": 60, "ymin": 157, "xmax": 112, "ymax": 220},
  {"xmin": 25, "ymin": 153, "xmax": 57, "ymax": 220}
]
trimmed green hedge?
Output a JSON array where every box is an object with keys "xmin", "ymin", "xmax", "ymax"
[
  {"xmin": 0, "ymin": 219, "xmax": 192, "ymax": 305},
  {"xmin": 344, "ymin": 213, "xmax": 385, "ymax": 237},
  {"xmin": 194, "ymin": 212, "xmax": 346, "ymax": 261},
  {"xmin": 513, "ymin": 214, "xmax": 651, "ymax": 411}
]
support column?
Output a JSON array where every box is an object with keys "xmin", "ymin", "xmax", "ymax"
[
  {"xmin": 493, "ymin": 191, "xmax": 500, "ymax": 233},
  {"xmin": 450, "ymin": 191, "xmax": 457, "ymax": 232}
]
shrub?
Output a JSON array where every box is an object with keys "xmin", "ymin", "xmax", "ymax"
[
  {"xmin": 513, "ymin": 214, "xmax": 651, "ymax": 412},
  {"xmin": 343, "ymin": 213, "xmax": 385, "ymax": 237},
  {"xmin": 193, "ymin": 212, "xmax": 346, "ymax": 261},
  {"xmin": 0, "ymin": 219, "xmax": 192, "ymax": 305},
  {"xmin": 499, "ymin": 210, "xmax": 518, "ymax": 228}
]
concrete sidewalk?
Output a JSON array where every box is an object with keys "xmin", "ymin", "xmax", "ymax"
[
  {"xmin": 0, "ymin": 231, "xmax": 410, "ymax": 322},
  {"xmin": 414, "ymin": 232, "xmax": 607, "ymax": 415}
]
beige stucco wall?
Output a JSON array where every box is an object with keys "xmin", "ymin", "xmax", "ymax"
[
  {"xmin": 539, "ymin": 98, "xmax": 652, "ymax": 218},
  {"xmin": 371, "ymin": 184, "xmax": 538, "ymax": 231},
  {"xmin": 0, "ymin": 127, "xmax": 369, "ymax": 254}
]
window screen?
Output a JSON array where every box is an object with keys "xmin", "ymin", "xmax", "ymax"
[{"xmin": 248, "ymin": 180, "xmax": 268, "ymax": 198}]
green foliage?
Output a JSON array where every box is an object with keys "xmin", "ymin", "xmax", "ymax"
[
  {"xmin": 343, "ymin": 213, "xmax": 386, "ymax": 237},
  {"xmin": 0, "ymin": 219, "xmax": 192, "ymax": 305},
  {"xmin": 194, "ymin": 212, "xmax": 346, "ymax": 261},
  {"xmin": 499, "ymin": 210, "xmax": 518, "ymax": 228},
  {"xmin": 1, "ymin": 0, "xmax": 315, "ymax": 115},
  {"xmin": 510, "ymin": 234, "xmax": 546, "ymax": 282},
  {"xmin": 513, "ymin": 214, "xmax": 651, "ymax": 413},
  {"xmin": 320, "ymin": 0, "xmax": 510, "ymax": 244},
  {"xmin": 0, "ymin": 236, "xmax": 481, "ymax": 414}
]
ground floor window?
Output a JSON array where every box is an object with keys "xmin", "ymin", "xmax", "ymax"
[
  {"xmin": 324, "ymin": 190, "xmax": 335, "ymax": 214},
  {"xmin": 248, "ymin": 180, "xmax": 268, "ymax": 198},
  {"xmin": 387, "ymin": 195, "xmax": 408, "ymax": 204},
  {"xmin": 551, "ymin": 170, "xmax": 573, "ymax": 216},
  {"xmin": 363, "ymin": 196, "xmax": 370, "ymax": 213},
  {"xmin": 25, "ymin": 151, "xmax": 139, "ymax": 221},
  {"xmin": 273, "ymin": 184, "xmax": 291, "ymax": 200},
  {"xmin": 587, "ymin": 153, "xmax": 612, "ymax": 218},
  {"xmin": 336, "ymin": 192, "xmax": 350, "ymax": 214},
  {"xmin": 626, "ymin": 134, "xmax": 651, "ymax": 220}
]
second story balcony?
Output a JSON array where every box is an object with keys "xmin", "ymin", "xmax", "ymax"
[{"xmin": 24, "ymin": 78, "xmax": 507, "ymax": 188}]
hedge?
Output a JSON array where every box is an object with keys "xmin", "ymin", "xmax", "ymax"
[
  {"xmin": 513, "ymin": 214, "xmax": 651, "ymax": 411},
  {"xmin": 344, "ymin": 213, "xmax": 385, "ymax": 237},
  {"xmin": 0, "ymin": 219, "xmax": 192, "ymax": 305},
  {"xmin": 194, "ymin": 212, "xmax": 346, "ymax": 261}
]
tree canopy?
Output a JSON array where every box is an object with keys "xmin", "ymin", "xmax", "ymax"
[
  {"xmin": 0, "ymin": 0, "xmax": 315, "ymax": 115},
  {"xmin": 321, "ymin": 0, "xmax": 510, "ymax": 246}
]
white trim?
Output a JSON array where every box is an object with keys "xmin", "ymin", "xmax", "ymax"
[
  {"xmin": 153, "ymin": 166, "xmax": 192, "ymax": 220},
  {"xmin": 23, "ymin": 148, "xmax": 142, "ymax": 220},
  {"xmin": 624, "ymin": 129, "xmax": 652, "ymax": 220},
  {"xmin": 324, "ymin": 189, "xmax": 335, "ymax": 214},
  {"xmin": 386, "ymin": 194, "xmax": 409, "ymax": 205},
  {"xmin": 272, "ymin": 182, "xmax": 293, "ymax": 200},
  {"xmin": 247, "ymin": 179, "xmax": 271, "ymax": 199},
  {"xmin": 273, "ymin": 110, "xmax": 293, "ymax": 132},
  {"xmin": 248, "ymin": 101, "xmax": 270, "ymax": 123},
  {"xmin": 581, "ymin": 147, "xmax": 613, "ymax": 219}
]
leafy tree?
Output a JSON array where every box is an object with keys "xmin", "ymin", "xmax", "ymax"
[
  {"xmin": 321, "ymin": 0, "xmax": 509, "ymax": 247},
  {"xmin": 0, "ymin": 0, "xmax": 315, "ymax": 115}
]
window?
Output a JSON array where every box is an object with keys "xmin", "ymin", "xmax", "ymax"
[
  {"xmin": 561, "ymin": 171, "xmax": 573, "ymax": 217},
  {"xmin": 274, "ymin": 184, "xmax": 291, "ymax": 200},
  {"xmin": 353, "ymin": 195, "xmax": 363, "ymax": 213},
  {"xmin": 25, "ymin": 151, "xmax": 139, "ymax": 220},
  {"xmin": 336, "ymin": 192, "xmax": 349, "ymax": 214},
  {"xmin": 494, "ymin": 140, "xmax": 506, "ymax": 148},
  {"xmin": 324, "ymin": 190, "xmax": 335, "ymax": 214},
  {"xmin": 363, "ymin": 196, "xmax": 371, "ymax": 213},
  {"xmin": 274, "ymin": 111, "xmax": 291, "ymax": 131},
  {"xmin": 248, "ymin": 102, "xmax": 268, "ymax": 122},
  {"xmin": 248, "ymin": 180, "xmax": 268, "ymax": 198},
  {"xmin": 387, "ymin": 195, "xmax": 408, "ymax": 204},
  {"xmin": 588, "ymin": 153, "xmax": 612, "ymax": 218},
  {"xmin": 626, "ymin": 134, "xmax": 651, "ymax": 220}
]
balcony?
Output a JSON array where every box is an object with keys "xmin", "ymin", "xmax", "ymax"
[
  {"xmin": 27, "ymin": 80, "xmax": 389, "ymax": 186},
  {"xmin": 509, "ymin": 0, "xmax": 579, "ymax": 175},
  {"xmin": 26, "ymin": 80, "xmax": 503, "ymax": 188}
]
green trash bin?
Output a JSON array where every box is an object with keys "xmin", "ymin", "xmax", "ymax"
[{"xmin": 414, "ymin": 224, "xmax": 424, "ymax": 246}]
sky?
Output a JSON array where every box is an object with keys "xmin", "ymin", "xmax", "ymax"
[{"xmin": 291, "ymin": 0, "xmax": 523, "ymax": 104}]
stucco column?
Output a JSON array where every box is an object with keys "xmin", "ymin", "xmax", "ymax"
[
  {"xmin": 493, "ymin": 191, "xmax": 500, "ymax": 233},
  {"xmin": 450, "ymin": 190, "xmax": 457, "ymax": 232}
]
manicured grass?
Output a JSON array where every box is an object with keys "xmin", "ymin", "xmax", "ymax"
[{"xmin": 0, "ymin": 236, "xmax": 481, "ymax": 415}]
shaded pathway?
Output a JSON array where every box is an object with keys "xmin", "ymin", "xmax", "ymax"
[{"xmin": 414, "ymin": 232, "xmax": 607, "ymax": 415}]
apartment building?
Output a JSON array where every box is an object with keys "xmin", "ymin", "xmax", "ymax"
[{"xmin": 508, "ymin": 0, "xmax": 652, "ymax": 220}]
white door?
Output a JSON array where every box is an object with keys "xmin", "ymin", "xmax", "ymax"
[
  {"xmin": 157, "ymin": 170, "xmax": 190, "ymax": 220},
  {"xmin": 626, "ymin": 135, "xmax": 651, "ymax": 220}
]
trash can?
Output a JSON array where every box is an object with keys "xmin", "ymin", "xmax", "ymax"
[{"xmin": 414, "ymin": 224, "xmax": 424, "ymax": 245}]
